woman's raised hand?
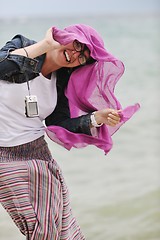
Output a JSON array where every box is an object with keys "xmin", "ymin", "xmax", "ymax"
[{"xmin": 44, "ymin": 28, "xmax": 61, "ymax": 51}]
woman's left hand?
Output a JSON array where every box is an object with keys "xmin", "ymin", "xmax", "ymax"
[{"xmin": 94, "ymin": 108, "xmax": 121, "ymax": 127}]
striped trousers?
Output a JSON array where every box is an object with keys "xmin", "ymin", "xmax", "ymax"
[{"xmin": 0, "ymin": 137, "xmax": 85, "ymax": 240}]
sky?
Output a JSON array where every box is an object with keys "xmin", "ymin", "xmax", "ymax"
[{"xmin": 0, "ymin": 0, "xmax": 159, "ymax": 18}]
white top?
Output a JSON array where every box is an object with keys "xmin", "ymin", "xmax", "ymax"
[{"xmin": 0, "ymin": 73, "xmax": 57, "ymax": 146}]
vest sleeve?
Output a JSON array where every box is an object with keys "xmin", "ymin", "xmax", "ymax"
[
  {"xmin": 45, "ymin": 68, "xmax": 92, "ymax": 135},
  {"xmin": 0, "ymin": 35, "xmax": 45, "ymax": 83}
]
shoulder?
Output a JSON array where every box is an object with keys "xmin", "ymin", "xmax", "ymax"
[
  {"xmin": 11, "ymin": 34, "xmax": 37, "ymax": 48},
  {"xmin": 0, "ymin": 34, "xmax": 37, "ymax": 51},
  {"xmin": 12, "ymin": 34, "xmax": 37, "ymax": 47}
]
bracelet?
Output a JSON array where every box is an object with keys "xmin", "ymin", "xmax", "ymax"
[
  {"xmin": 23, "ymin": 48, "xmax": 29, "ymax": 58},
  {"xmin": 90, "ymin": 112, "xmax": 103, "ymax": 127}
]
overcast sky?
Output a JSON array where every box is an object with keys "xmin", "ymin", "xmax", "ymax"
[{"xmin": 1, "ymin": 0, "xmax": 159, "ymax": 18}]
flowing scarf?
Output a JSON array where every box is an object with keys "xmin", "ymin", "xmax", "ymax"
[{"xmin": 46, "ymin": 24, "xmax": 140, "ymax": 154}]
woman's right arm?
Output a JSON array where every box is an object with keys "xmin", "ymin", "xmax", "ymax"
[
  {"xmin": 9, "ymin": 28, "xmax": 60, "ymax": 59},
  {"xmin": 0, "ymin": 28, "xmax": 60, "ymax": 82},
  {"xmin": 0, "ymin": 35, "xmax": 44, "ymax": 82}
]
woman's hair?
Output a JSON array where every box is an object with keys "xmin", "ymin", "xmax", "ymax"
[
  {"xmin": 83, "ymin": 44, "xmax": 96, "ymax": 65},
  {"xmin": 86, "ymin": 57, "xmax": 96, "ymax": 65}
]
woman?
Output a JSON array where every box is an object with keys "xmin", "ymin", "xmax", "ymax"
[{"xmin": 0, "ymin": 24, "xmax": 139, "ymax": 239}]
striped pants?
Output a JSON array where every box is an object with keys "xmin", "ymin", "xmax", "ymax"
[{"xmin": 0, "ymin": 137, "xmax": 85, "ymax": 240}]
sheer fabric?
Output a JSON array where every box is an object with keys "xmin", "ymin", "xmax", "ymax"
[{"xmin": 46, "ymin": 24, "xmax": 140, "ymax": 154}]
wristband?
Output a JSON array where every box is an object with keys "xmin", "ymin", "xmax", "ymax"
[{"xmin": 90, "ymin": 112, "xmax": 103, "ymax": 127}]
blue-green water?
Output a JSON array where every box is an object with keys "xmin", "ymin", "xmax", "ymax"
[{"xmin": 0, "ymin": 14, "xmax": 159, "ymax": 240}]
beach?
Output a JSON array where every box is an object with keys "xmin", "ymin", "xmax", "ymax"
[{"xmin": 0, "ymin": 13, "xmax": 159, "ymax": 240}]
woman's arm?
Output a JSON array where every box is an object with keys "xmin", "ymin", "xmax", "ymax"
[
  {"xmin": 45, "ymin": 68, "xmax": 121, "ymax": 135},
  {"xmin": 45, "ymin": 88, "xmax": 92, "ymax": 135},
  {"xmin": 0, "ymin": 35, "xmax": 45, "ymax": 82},
  {"xmin": 45, "ymin": 95, "xmax": 120, "ymax": 135},
  {"xmin": 45, "ymin": 68, "xmax": 92, "ymax": 135},
  {"xmin": 10, "ymin": 28, "xmax": 60, "ymax": 59},
  {"xmin": 0, "ymin": 28, "xmax": 59, "ymax": 82}
]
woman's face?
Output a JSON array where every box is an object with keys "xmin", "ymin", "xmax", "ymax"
[{"xmin": 51, "ymin": 40, "xmax": 91, "ymax": 68}]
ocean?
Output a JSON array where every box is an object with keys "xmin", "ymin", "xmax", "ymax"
[{"xmin": 0, "ymin": 14, "xmax": 159, "ymax": 240}]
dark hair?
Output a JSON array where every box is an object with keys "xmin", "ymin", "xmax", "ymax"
[{"xmin": 86, "ymin": 57, "xmax": 96, "ymax": 65}]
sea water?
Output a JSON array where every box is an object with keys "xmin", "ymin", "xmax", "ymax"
[{"xmin": 0, "ymin": 14, "xmax": 159, "ymax": 240}]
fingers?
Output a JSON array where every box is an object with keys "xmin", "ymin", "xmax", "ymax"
[
  {"xmin": 107, "ymin": 110, "xmax": 121, "ymax": 126},
  {"xmin": 107, "ymin": 118, "xmax": 119, "ymax": 126}
]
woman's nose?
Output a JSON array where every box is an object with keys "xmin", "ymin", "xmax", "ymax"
[
  {"xmin": 71, "ymin": 50, "xmax": 80, "ymax": 59},
  {"xmin": 71, "ymin": 49, "xmax": 78, "ymax": 54}
]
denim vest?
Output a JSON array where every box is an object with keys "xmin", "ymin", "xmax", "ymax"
[{"xmin": 0, "ymin": 34, "xmax": 91, "ymax": 135}]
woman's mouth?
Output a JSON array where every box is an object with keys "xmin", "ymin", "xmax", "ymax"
[{"xmin": 64, "ymin": 50, "xmax": 71, "ymax": 63}]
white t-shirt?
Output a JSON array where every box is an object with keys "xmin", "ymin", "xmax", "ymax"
[{"xmin": 0, "ymin": 73, "xmax": 57, "ymax": 146}]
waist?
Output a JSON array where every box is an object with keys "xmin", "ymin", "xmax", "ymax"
[{"xmin": 0, "ymin": 136, "xmax": 52, "ymax": 162}]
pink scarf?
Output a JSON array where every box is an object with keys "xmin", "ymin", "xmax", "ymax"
[{"xmin": 46, "ymin": 24, "xmax": 140, "ymax": 154}]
